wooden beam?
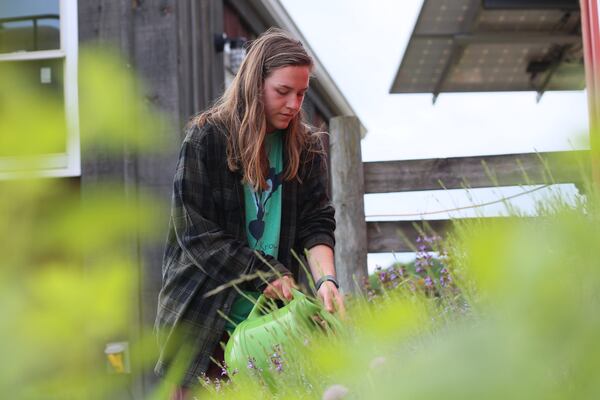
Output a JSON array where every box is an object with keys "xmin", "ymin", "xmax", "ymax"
[
  {"xmin": 330, "ymin": 116, "xmax": 368, "ymax": 293},
  {"xmin": 367, "ymin": 217, "xmax": 520, "ymax": 253},
  {"xmin": 227, "ymin": 0, "xmax": 269, "ymax": 34},
  {"xmin": 367, "ymin": 220, "xmax": 451, "ymax": 253},
  {"xmin": 363, "ymin": 150, "xmax": 589, "ymax": 194}
]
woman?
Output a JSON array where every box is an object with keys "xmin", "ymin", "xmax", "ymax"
[{"xmin": 155, "ymin": 28, "xmax": 344, "ymax": 396}]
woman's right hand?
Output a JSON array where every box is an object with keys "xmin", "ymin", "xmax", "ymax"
[{"xmin": 263, "ymin": 275, "xmax": 295, "ymax": 301}]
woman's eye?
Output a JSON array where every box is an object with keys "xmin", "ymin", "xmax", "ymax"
[{"xmin": 277, "ymin": 90, "xmax": 288, "ymax": 95}]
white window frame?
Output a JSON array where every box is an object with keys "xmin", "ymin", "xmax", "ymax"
[{"xmin": 0, "ymin": 0, "xmax": 79, "ymax": 179}]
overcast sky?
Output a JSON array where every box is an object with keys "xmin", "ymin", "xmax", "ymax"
[{"xmin": 280, "ymin": 0, "xmax": 589, "ymax": 270}]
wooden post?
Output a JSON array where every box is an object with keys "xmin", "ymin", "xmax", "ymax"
[{"xmin": 329, "ymin": 116, "xmax": 368, "ymax": 294}]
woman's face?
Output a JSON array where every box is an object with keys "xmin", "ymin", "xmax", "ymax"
[{"xmin": 262, "ymin": 65, "xmax": 310, "ymax": 133}]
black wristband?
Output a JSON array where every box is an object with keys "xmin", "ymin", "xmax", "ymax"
[{"xmin": 315, "ymin": 275, "xmax": 339, "ymax": 291}]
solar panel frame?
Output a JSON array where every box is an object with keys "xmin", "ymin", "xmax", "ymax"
[{"xmin": 390, "ymin": 0, "xmax": 585, "ymax": 98}]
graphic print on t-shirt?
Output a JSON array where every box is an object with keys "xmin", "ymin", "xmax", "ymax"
[
  {"xmin": 248, "ymin": 167, "xmax": 283, "ymax": 242},
  {"xmin": 244, "ymin": 130, "xmax": 284, "ymax": 257}
]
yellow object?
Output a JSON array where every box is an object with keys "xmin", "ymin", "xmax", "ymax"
[{"xmin": 107, "ymin": 353, "xmax": 125, "ymax": 373}]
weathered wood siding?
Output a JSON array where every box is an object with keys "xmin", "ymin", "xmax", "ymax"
[{"xmin": 78, "ymin": 1, "xmax": 224, "ymax": 396}]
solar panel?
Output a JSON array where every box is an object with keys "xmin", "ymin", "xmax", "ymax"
[{"xmin": 391, "ymin": 0, "xmax": 585, "ymax": 100}]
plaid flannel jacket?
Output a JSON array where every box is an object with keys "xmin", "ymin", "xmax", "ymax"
[{"xmin": 154, "ymin": 122, "xmax": 336, "ymax": 387}]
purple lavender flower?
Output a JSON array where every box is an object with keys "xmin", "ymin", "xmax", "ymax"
[
  {"xmin": 424, "ymin": 276, "xmax": 433, "ymax": 288},
  {"xmin": 439, "ymin": 275, "xmax": 448, "ymax": 287},
  {"xmin": 269, "ymin": 344, "xmax": 285, "ymax": 373},
  {"xmin": 271, "ymin": 357, "xmax": 284, "ymax": 373},
  {"xmin": 220, "ymin": 361, "xmax": 228, "ymax": 377},
  {"xmin": 378, "ymin": 271, "xmax": 388, "ymax": 282}
]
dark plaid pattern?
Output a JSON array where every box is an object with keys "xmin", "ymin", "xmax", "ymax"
[{"xmin": 154, "ymin": 123, "xmax": 336, "ymax": 387}]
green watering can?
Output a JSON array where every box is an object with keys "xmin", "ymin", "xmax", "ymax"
[{"xmin": 224, "ymin": 289, "xmax": 342, "ymax": 383}]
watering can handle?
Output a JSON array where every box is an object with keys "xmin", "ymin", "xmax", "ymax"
[{"xmin": 246, "ymin": 288, "xmax": 307, "ymax": 321}]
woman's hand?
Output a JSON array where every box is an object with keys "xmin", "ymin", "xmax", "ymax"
[
  {"xmin": 263, "ymin": 275, "xmax": 296, "ymax": 301},
  {"xmin": 317, "ymin": 281, "xmax": 346, "ymax": 318}
]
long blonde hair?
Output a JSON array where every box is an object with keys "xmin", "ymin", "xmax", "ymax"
[{"xmin": 193, "ymin": 28, "xmax": 323, "ymax": 191}]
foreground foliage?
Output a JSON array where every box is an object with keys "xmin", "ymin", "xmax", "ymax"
[{"xmin": 2, "ymin": 47, "xmax": 598, "ymax": 400}]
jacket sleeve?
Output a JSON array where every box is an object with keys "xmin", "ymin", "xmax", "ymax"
[
  {"xmin": 296, "ymin": 150, "xmax": 336, "ymax": 252},
  {"xmin": 171, "ymin": 131, "xmax": 290, "ymax": 291}
]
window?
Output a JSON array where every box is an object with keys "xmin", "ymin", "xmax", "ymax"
[{"xmin": 0, "ymin": 0, "xmax": 79, "ymax": 178}]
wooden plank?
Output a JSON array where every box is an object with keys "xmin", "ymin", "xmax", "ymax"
[
  {"xmin": 363, "ymin": 150, "xmax": 590, "ymax": 193},
  {"xmin": 367, "ymin": 220, "xmax": 451, "ymax": 253},
  {"xmin": 175, "ymin": 0, "xmax": 195, "ymax": 126},
  {"xmin": 330, "ymin": 116, "xmax": 368, "ymax": 293},
  {"xmin": 79, "ymin": 1, "xmax": 186, "ymax": 396},
  {"xmin": 367, "ymin": 217, "xmax": 520, "ymax": 253},
  {"xmin": 195, "ymin": 0, "xmax": 225, "ymax": 114}
]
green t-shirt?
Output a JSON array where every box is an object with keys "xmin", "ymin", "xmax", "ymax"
[{"xmin": 225, "ymin": 130, "xmax": 283, "ymax": 332}]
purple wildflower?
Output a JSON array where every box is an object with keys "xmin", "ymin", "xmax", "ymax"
[
  {"xmin": 269, "ymin": 344, "xmax": 285, "ymax": 373},
  {"xmin": 424, "ymin": 276, "xmax": 433, "ymax": 288},
  {"xmin": 439, "ymin": 275, "xmax": 448, "ymax": 287},
  {"xmin": 220, "ymin": 361, "xmax": 228, "ymax": 377},
  {"xmin": 378, "ymin": 270, "xmax": 388, "ymax": 282}
]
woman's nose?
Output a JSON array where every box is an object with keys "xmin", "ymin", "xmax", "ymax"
[{"xmin": 286, "ymin": 95, "xmax": 302, "ymax": 111}]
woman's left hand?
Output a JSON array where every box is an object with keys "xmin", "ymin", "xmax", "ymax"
[
  {"xmin": 317, "ymin": 281, "xmax": 346, "ymax": 318},
  {"xmin": 263, "ymin": 275, "xmax": 296, "ymax": 301}
]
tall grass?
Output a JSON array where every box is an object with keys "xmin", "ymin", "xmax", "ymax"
[
  {"xmin": 183, "ymin": 182, "xmax": 598, "ymax": 399},
  {"xmin": 1, "ymin": 46, "xmax": 598, "ymax": 399}
]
